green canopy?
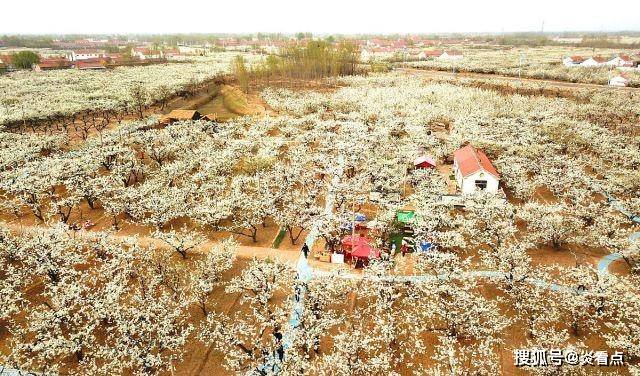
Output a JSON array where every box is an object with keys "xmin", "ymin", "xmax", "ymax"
[{"xmin": 396, "ymin": 210, "xmax": 415, "ymax": 223}]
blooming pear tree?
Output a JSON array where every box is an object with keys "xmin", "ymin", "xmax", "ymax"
[
  {"xmin": 199, "ymin": 258, "xmax": 295, "ymax": 373},
  {"xmin": 152, "ymin": 225, "xmax": 206, "ymax": 259},
  {"xmin": 518, "ymin": 202, "xmax": 583, "ymax": 250},
  {"xmin": 603, "ymin": 274, "xmax": 640, "ymax": 371},
  {"xmin": 188, "ymin": 238, "xmax": 237, "ymax": 317}
]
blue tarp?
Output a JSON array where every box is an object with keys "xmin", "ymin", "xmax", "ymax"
[
  {"xmin": 355, "ymin": 213, "xmax": 367, "ymax": 222},
  {"xmin": 340, "ymin": 214, "xmax": 367, "ymax": 230},
  {"xmin": 419, "ymin": 242, "xmax": 434, "ymax": 252}
]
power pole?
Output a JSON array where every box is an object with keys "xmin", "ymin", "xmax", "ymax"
[{"xmin": 518, "ymin": 51, "xmax": 525, "ymax": 83}]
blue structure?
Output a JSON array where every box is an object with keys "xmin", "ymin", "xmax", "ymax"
[{"xmin": 418, "ymin": 242, "xmax": 434, "ymax": 252}]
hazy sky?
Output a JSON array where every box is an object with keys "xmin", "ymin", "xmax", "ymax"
[{"xmin": 3, "ymin": 0, "xmax": 639, "ymax": 34}]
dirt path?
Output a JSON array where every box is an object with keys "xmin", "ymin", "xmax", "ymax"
[
  {"xmin": 0, "ymin": 221, "xmax": 301, "ymax": 266},
  {"xmin": 398, "ymin": 67, "xmax": 640, "ymax": 92}
]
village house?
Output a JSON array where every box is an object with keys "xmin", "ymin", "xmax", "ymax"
[
  {"xmin": 132, "ymin": 47, "xmax": 163, "ymax": 60},
  {"xmin": 609, "ymin": 74, "xmax": 629, "ymax": 87},
  {"xmin": 606, "ymin": 55, "xmax": 635, "ymax": 67},
  {"xmin": 580, "ymin": 56, "xmax": 608, "ymax": 67},
  {"xmin": 392, "ymin": 39, "xmax": 408, "ymax": 49},
  {"xmin": 68, "ymin": 49, "xmax": 106, "ymax": 61},
  {"xmin": 453, "ymin": 145, "xmax": 500, "ymax": 194},
  {"xmin": 562, "ymin": 55, "xmax": 586, "ymax": 67},
  {"xmin": 161, "ymin": 48, "xmax": 181, "ymax": 59},
  {"xmin": 33, "ymin": 58, "xmax": 73, "ymax": 71},
  {"xmin": 75, "ymin": 58, "xmax": 107, "ymax": 70},
  {"xmin": 418, "ymin": 50, "xmax": 443, "ymax": 60},
  {"xmin": 438, "ymin": 50, "xmax": 463, "ymax": 60},
  {"xmin": 367, "ymin": 38, "xmax": 385, "ymax": 48}
]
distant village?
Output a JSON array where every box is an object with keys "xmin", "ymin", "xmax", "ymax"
[
  {"xmin": 562, "ymin": 54, "xmax": 636, "ymax": 68},
  {"xmin": 0, "ymin": 41, "xmax": 197, "ymax": 72},
  {"xmin": 562, "ymin": 54, "xmax": 640, "ymax": 86},
  {"xmin": 0, "ymin": 35, "xmax": 474, "ymax": 73},
  {"xmin": 0, "ymin": 35, "xmax": 639, "ymax": 88}
]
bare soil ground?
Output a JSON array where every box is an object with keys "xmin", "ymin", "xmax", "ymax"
[{"xmin": 195, "ymin": 85, "xmax": 266, "ymax": 120}]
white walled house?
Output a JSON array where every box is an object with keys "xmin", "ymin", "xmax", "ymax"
[
  {"xmin": 419, "ymin": 50, "xmax": 443, "ymax": 60},
  {"xmin": 606, "ymin": 55, "xmax": 635, "ymax": 67},
  {"xmin": 453, "ymin": 145, "xmax": 500, "ymax": 194},
  {"xmin": 69, "ymin": 50, "xmax": 105, "ymax": 61},
  {"xmin": 580, "ymin": 56, "xmax": 608, "ymax": 67},
  {"xmin": 609, "ymin": 75, "xmax": 629, "ymax": 87},
  {"xmin": 562, "ymin": 56, "xmax": 586, "ymax": 67},
  {"xmin": 132, "ymin": 48, "xmax": 162, "ymax": 60},
  {"xmin": 439, "ymin": 50, "xmax": 463, "ymax": 60}
]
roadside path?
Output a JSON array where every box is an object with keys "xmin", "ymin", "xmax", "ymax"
[
  {"xmin": 0, "ymin": 222, "xmax": 301, "ymax": 266},
  {"xmin": 278, "ymin": 155, "xmax": 344, "ymax": 371},
  {"xmin": 594, "ymin": 191, "xmax": 640, "ymax": 274}
]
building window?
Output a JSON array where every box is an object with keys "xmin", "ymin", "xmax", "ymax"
[{"xmin": 475, "ymin": 180, "xmax": 487, "ymax": 190}]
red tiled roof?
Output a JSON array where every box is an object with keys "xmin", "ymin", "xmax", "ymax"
[
  {"xmin": 37, "ymin": 58, "xmax": 72, "ymax": 69},
  {"xmin": 592, "ymin": 56, "xmax": 608, "ymax": 63},
  {"xmin": 76, "ymin": 60, "xmax": 106, "ymax": 69},
  {"xmin": 135, "ymin": 47, "xmax": 160, "ymax": 55},
  {"xmin": 424, "ymin": 50, "xmax": 443, "ymax": 56},
  {"xmin": 569, "ymin": 55, "xmax": 585, "ymax": 62},
  {"xmin": 454, "ymin": 145, "xmax": 499, "ymax": 179}
]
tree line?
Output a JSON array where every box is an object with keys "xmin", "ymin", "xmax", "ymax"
[{"xmin": 232, "ymin": 40, "xmax": 360, "ymax": 92}]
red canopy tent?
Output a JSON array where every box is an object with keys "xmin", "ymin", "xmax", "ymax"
[
  {"xmin": 341, "ymin": 235, "xmax": 381, "ymax": 267},
  {"xmin": 413, "ymin": 156, "xmax": 436, "ymax": 169}
]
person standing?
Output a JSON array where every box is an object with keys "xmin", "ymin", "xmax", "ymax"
[{"xmin": 301, "ymin": 243, "xmax": 309, "ymax": 258}]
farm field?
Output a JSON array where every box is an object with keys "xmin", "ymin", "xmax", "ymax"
[
  {"xmin": 404, "ymin": 45, "xmax": 640, "ymax": 86},
  {"xmin": 2, "ymin": 53, "xmax": 640, "ymax": 376}
]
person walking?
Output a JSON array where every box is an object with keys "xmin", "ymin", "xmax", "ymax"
[{"xmin": 302, "ymin": 243, "xmax": 309, "ymax": 259}]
